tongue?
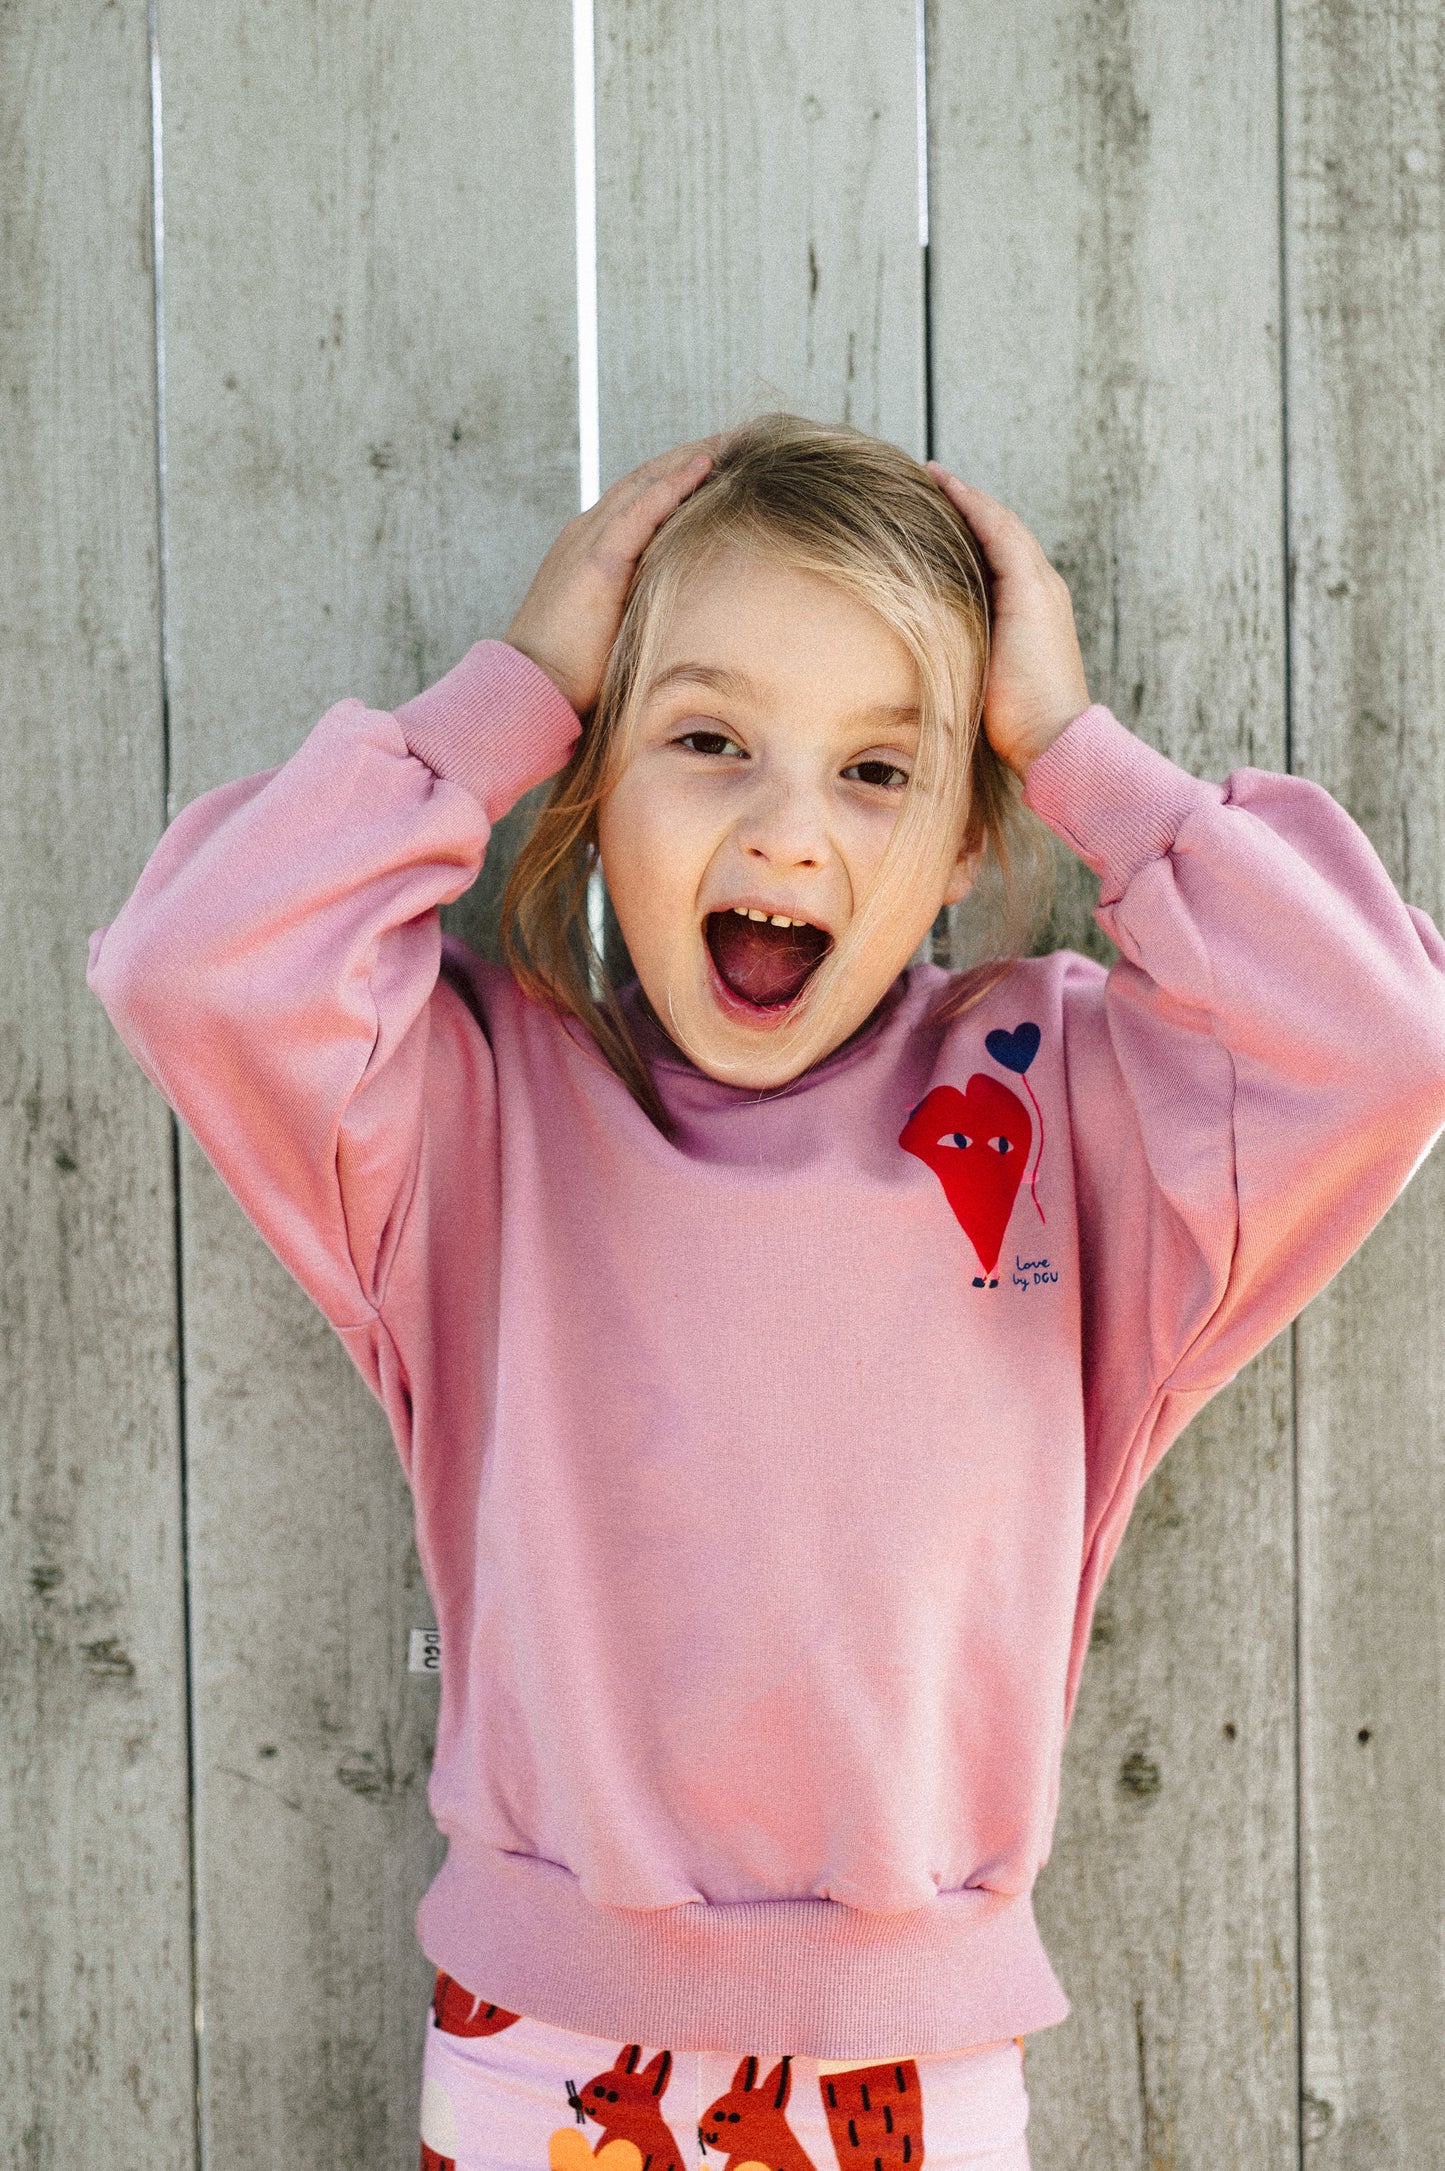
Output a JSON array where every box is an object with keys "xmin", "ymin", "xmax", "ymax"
[{"xmin": 707, "ymin": 912, "xmax": 831, "ymax": 1007}]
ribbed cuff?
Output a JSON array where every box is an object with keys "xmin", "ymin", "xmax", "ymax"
[
  {"xmin": 1022, "ymin": 705, "xmax": 1226, "ymax": 902},
  {"xmin": 393, "ymin": 639, "xmax": 582, "ymax": 825}
]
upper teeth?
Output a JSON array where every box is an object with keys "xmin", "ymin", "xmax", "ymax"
[{"xmin": 735, "ymin": 906, "xmax": 805, "ymax": 927}]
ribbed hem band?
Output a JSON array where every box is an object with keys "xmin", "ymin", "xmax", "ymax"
[{"xmin": 416, "ymin": 1838, "xmax": 1071, "ymax": 2059}]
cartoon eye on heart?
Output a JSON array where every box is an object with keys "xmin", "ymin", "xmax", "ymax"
[{"xmin": 901, "ymin": 1077, "xmax": 1033, "ymax": 1285}]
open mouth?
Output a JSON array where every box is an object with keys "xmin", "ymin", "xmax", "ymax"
[{"xmin": 703, "ymin": 908, "xmax": 834, "ymax": 1014}]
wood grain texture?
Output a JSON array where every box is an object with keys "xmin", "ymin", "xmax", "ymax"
[
  {"xmin": 1285, "ymin": 3, "xmax": 1445, "ymax": 2161},
  {"xmin": 12, "ymin": 2, "xmax": 1443, "ymax": 2160},
  {"xmin": 0, "ymin": 2, "xmax": 197, "ymax": 2163},
  {"xmin": 156, "ymin": 1, "xmax": 578, "ymax": 2160},
  {"xmin": 595, "ymin": 0, "xmax": 925, "ymax": 476},
  {"xmin": 927, "ymin": 2, "xmax": 1298, "ymax": 2160}
]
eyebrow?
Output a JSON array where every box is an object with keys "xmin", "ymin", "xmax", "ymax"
[
  {"xmin": 645, "ymin": 660, "xmax": 921, "ymax": 726},
  {"xmin": 647, "ymin": 660, "xmax": 755, "ymax": 700}
]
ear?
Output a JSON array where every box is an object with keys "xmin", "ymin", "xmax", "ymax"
[
  {"xmin": 647, "ymin": 2049, "xmax": 672, "ymax": 2095},
  {"xmin": 941, "ymin": 833, "xmax": 983, "ymax": 909}
]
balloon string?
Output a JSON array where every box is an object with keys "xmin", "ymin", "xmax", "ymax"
[{"xmin": 1022, "ymin": 1074, "xmax": 1047, "ymax": 1223}]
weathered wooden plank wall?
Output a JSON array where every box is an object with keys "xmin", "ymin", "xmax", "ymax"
[
  {"xmin": 155, "ymin": 2, "xmax": 578, "ymax": 2163},
  {"xmin": 1286, "ymin": 3, "xmax": 1445, "ymax": 2163},
  {"xmin": 0, "ymin": 4, "xmax": 197, "ymax": 2164},
  {"xmin": 595, "ymin": 0, "xmax": 925, "ymax": 471},
  {"xmin": 5, "ymin": 0, "xmax": 1443, "ymax": 2164},
  {"xmin": 928, "ymin": 4, "xmax": 1301, "ymax": 2153},
  {"xmin": 927, "ymin": 3, "xmax": 1298, "ymax": 2162}
]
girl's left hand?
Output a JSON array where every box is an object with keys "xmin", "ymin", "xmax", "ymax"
[{"xmin": 926, "ymin": 465, "xmax": 1091, "ymax": 779}]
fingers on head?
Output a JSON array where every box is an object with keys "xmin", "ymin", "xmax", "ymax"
[
  {"xmin": 597, "ymin": 450, "xmax": 677, "ymax": 514},
  {"xmin": 663, "ymin": 445, "xmax": 715, "ymax": 491},
  {"xmin": 610, "ymin": 444, "xmax": 713, "ymax": 523},
  {"xmin": 928, "ymin": 467, "xmax": 1006, "ymax": 548},
  {"xmin": 636, "ymin": 461, "xmax": 708, "ymax": 527},
  {"xmin": 599, "ymin": 462, "xmax": 709, "ymax": 566},
  {"xmin": 642, "ymin": 437, "xmax": 718, "ymax": 487},
  {"xmin": 935, "ymin": 476, "xmax": 1050, "ymax": 581},
  {"xmin": 596, "ymin": 434, "xmax": 720, "ymax": 528},
  {"xmin": 938, "ymin": 473, "xmax": 1011, "ymax": 534}
]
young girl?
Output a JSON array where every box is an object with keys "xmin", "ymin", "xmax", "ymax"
[{"xmin": 87, "ymin": 415, "xmax": 1445, "ymax": 2171}]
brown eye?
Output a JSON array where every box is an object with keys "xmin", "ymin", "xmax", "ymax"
[
  {"xmin": 676, "ymin": 728, "xmax": 742, "ymax": 758},
  {"xmin": 843, "ymin": 759, "xmax": 909, "ymax": 789}
]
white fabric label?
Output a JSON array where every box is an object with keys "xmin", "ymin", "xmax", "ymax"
[{"xmin": 408, "ymin": 1628, "xmax": 441, "ymax": 1676}]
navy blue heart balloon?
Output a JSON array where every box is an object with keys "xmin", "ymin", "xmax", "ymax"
[{"xmin": 985, "ymin": 1022, "xmax": 1041, "ymax": 1075}]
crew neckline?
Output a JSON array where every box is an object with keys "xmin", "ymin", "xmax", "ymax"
[{"xmin": 614, "ymin": 967, "xmax": 916, "ymax": 1103}]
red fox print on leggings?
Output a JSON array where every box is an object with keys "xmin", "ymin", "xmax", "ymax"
[
  {"xmin": 432, "ymin": 1970, "xmax": 525, "ymax": 2038},
  {"xmin": 699, "ymin": 2053, "xmax": 820, "ymax": 2171},
  {"xmin": 421, "ymin": 1974, "xmax": 526, "ymax": 2170},
  {"xmin": 819, "ymin": 2059, "xmax": 926, "ymax": 2171},
  {"xmin": 550, "ymin": 2044, "xmax": 690, "ymax": 2171}
]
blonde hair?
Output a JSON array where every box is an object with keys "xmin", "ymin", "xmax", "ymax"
[{"xmin": 500, "ymin": 413, "xmax": 1054, "ymax": 1130}]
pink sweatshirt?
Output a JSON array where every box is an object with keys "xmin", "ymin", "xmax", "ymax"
[{"xmin": 87, "ymin": 640, "xmax": 1445, "ymax": 2060}]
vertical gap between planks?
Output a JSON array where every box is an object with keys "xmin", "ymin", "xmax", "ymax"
[
  {"xmin": 917, "ymin": 0, "xmax": 949, "ymax": 966},
  {"xmin": 148, "ymin": 5, "xmax": 204, "ymax": 2163},
  {"xmin": 917, "ymin": 0, "xmax": 934, "ymax": 463},
  {"xmin": 573, "ymin": 0, "xmax": 600, "ymax": 515},
  {"xmin": 1274, "ymin": 0, "xmax": 1305, "ymax": 2157},
  {"xmin": 149, "ymin": 0, "xmax": 174, "ymax": 822},
  {"xmin": 574, "ymin": 0, "xmax": 607, "ymax": 987},
  {"xmin": 915, "ymin": 0, "xmax": 931, "ymax": 253},
  {"xmin": 1275, "ymin": 0, "xmax": 1295, "ymax": 782}
]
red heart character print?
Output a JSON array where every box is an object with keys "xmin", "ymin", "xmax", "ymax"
[{"xmin": 900, "ymin": 1077, "xmax": 1033, "ymax": 1284}]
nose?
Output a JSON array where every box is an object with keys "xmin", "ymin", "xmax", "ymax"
[{"xmin": 733, "ymin": 770, "xmax": 828, "ymax": 869}]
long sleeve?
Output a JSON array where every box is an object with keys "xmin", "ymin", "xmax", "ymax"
[
  {"xmin": 1023, "ymin": 708, "xmax": 1445, "ymax": 1699},
  {"xmin": 86, "ymin": 639, "xmax": 580, "ymax": 1343}
]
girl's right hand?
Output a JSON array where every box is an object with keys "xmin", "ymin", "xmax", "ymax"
[{"xmin": 504, "ymin": 439, "xmax": 720, "ymax": 717}]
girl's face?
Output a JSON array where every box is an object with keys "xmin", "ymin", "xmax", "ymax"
[{"xmin": 597, "ymin": 546, "xmax": 976, "ymax": 1090}]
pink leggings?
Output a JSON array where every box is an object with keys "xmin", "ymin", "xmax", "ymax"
[{"xmin": 419, "ymin": 1972, "xmax": 1032, "ymax": 2171}]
